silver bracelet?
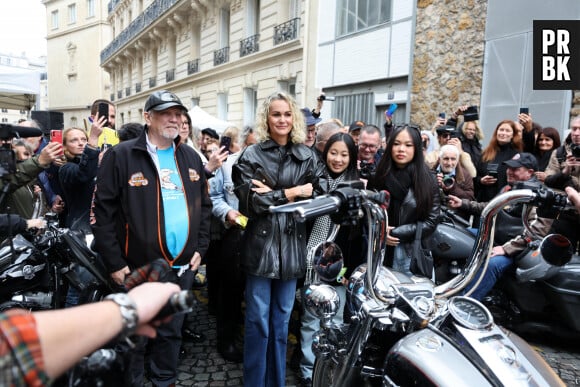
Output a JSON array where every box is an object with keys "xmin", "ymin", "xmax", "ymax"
[{"xmin": 105, "ymin": 293, "xmax": 139, "ymax": 338}]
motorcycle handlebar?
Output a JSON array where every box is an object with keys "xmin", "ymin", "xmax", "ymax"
[{"xmin": 284, "ymin": 187, "xmax": 390, "ymax": 221}]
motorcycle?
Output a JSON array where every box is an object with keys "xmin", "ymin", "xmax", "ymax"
[
  {"xmin": 431, "ymin": 193, "xmax": 580, "ymax": 342},
  {"xmin": 482, "ymin": 206, "xmax": 580, "ymax": 341},
  {"xmin": 271, "ymin": 181, "xmax": 568, "ymax": 386},
  {"xmin": 0, "ymin": 212, "xmax": 116, "ymax": 311}
]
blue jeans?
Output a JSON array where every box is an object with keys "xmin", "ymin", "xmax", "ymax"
[
  {"xmin": 464, "ymin": 255, "xmax": 513, "ymax": 300},
  {"xmin": 243, "ymin": 275, "xmax": 297, "ymax": 387},
  {"xmin": 300, "ymin": 285, "xmax": 345, "ymax": 380},
  {"xmin": 392, "ymin": 245, "xmax": 413, "ymax": 277}
]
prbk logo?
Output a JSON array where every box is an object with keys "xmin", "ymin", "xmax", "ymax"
[{"xmin": 533, "ymin": 20, "xmax": 580, "ymax": 90}]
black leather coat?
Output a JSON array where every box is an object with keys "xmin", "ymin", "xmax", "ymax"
[
  {"xmin": 232, "ymin": 140, "xmax": 326, "ymax": 280},
  {"xmin": 389, "ymin": 180, "xmax": 441, "ymax": 256}
]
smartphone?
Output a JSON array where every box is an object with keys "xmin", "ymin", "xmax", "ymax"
[
  {"xmin": 98, "ymin": 102, "xmax": 110, "ymax": 127},
  {"xmin": 519, "ymin": 107, "xmax": 529, "ymax": 115},
  {"xmin": 219, "ymin": 136, "xmax": 232, "ymax": 153},
  {"xmin": 386, "ymin": 103, "xmax": 398, "ymax": 118},
  {"xmin": 50, "ymin": 129, "xmax": 62, "ymax": 144},
  {"xmin": 50, "ymin": 130, "xmax": 64, "ymax": 156},
  {"xmin": 438, "ymin": 112, "xmax": 446, "ymax": 119}
]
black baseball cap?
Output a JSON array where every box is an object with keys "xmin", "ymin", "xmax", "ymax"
[
  {"xmin": 503, "ymin": 152, "xmax": 538, "ymax": 171},
  {"xmin": 349, "ymin": 120, "xmax": 365, "ymax": 133},
  {"xmin": 436, "ymin": 125, "xmax": 456, "ymax": 135},
  {"xmin": 144, "ymin": 90, "xmax": 187, "ymax": 112},
  {"xmin": 201, "ymin": 128, "xmax": 219, "ymax": 140}
]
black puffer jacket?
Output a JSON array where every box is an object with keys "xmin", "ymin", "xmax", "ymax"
[{"xmin": 232, "ymin": 140, "xmax": 326, "ymax": 280}]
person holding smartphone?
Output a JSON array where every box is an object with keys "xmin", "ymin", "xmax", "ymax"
[
  {"xmin": 475, "ymin": 120, "xmax": 523, "ymax": 202},
  {"xmin": 89, "ymin": 99, "xmax": 116, "ymax": 130}
]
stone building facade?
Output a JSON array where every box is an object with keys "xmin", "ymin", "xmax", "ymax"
[
  {"xmin": 410, "ymin": 0, "xmax": 488, "ymax": 130},
  {"xmin": 101, "ymin": 0, "xmax": 314, "ymax": 129}
]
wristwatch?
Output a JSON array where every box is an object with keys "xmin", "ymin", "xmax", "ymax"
[{"xmin": 105, "ymin": 293, "xmax": 139, "ymax": 338}]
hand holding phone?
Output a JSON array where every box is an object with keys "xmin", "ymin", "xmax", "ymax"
[
  {"xmin": 386, "ymin": 103, "xmax": 398, "ymax": 118},
  {"xmin": 519, "ymin": 107, "xmax": 529, "ymax": 115},
  {"xmin": 97, "ymin": 103, "xmax": 110, "ymax": 128},
  {"xmin": 50, "ymin": 130, "xmax": 64, "ymax": 156},
  {"xmin": 219, "ymin": 136, "xmax": 232, "ymax": 154}
]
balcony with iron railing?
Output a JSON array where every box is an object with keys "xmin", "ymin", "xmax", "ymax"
[
  {"xmin": 166, "ymin": 68, "xmax": 175, "ymax": 82},
  {"xmin": 214, "ymin": 47, "xmax": 230, "ymax": 66},
  {"xmin": 273, "ymin": 18, "xmax": 300, "ymax": 45},
  {"xmin": 101, "ymin": 0, "xmax": 180, "ymax": 64},
  {"xmin": 187, "ymin": 59, "xmax": 199, "ymax": 75},
  {"xmin": 240, "ymin": 35, "xmax": 260, "ymax": 57}
]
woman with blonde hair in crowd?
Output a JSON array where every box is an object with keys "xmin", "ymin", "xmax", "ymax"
[
  {"xmin": 459, "ymin": 120, "xmax": 484, "ymax": 170},
  {"xmin": 232, "ymin": 91, "xmax": 325, "ymax": 386}
]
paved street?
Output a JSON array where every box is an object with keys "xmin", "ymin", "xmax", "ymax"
[{"xmin": 170, "ymin": 270, "xmax": 580, "ymax": 386}]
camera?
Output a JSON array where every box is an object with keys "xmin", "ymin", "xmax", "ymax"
[
  {"xmin": 359, "ymin": 160, "xmax": 377, "ymax": 180},
  {"xmin": 463, "ymin": 105, "xmax": 479, "ymax": 122},
  {"xmin": 571, "ymin": 144, "xmax": 580, "ymax": 158},
  {"xmin": 487, "ymin": 163, "xmax": 499, "ymax": 178},
  {"xmin": 442, "ymin": 175, "xmax": 455, "ymax": 188},
  {"xmin": 318, "ymin": 94, "xmax": 335, "ymax": 102}
]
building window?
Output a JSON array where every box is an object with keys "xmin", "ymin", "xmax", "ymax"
[
  {"xmin": 337, "ymin": 0, "xmax": 391, "ymax": 36},
  {"xmin": 68, "ymin": 3, "xmax": 77, "ymax": 24},
  {"xmin": 87, "ymin": 0, "xmax": 95, "ymax": 17},
  {"xmin": 217, "ymin": 93, "xmax": 228, "ymax": 121},
  {"xmin": 243, "ymin": 88, "xmax": 257, "ymax": 128},
  {"xmin": 51, "ymin": 10, "xmax": 59, "ymax": 29}
]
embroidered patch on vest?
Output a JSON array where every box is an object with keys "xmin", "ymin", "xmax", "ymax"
[
  {"xmin": 189, "ymin": 168, "xmax": 200, "ymax": 182},
  {"xmin": 129, "ymin": 172, "xmax": 149, "ymax": 187}
]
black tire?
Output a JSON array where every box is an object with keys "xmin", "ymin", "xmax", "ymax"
[
  {"xmin": 79, "ymin": 283, "xmax": 110, "ymax": 304},
  {"xmin": 312, "ymin": 357, "xmax": 338, "ymax": 387},
  {"xmin": 313, "ymin": 356, "xmax": 373, "ymax": 387}
]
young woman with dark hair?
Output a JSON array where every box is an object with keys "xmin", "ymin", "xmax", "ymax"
[
  {"xmin": 369, "ymin": 124, "xmax": 440, "ymax": 275},
  {"xmin": 533, "ymin": 126, "xmax": 561, "ymax": 182}
]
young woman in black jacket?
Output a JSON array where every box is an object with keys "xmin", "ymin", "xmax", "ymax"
[{"xmin": 369, "ymin": 124, "xmax": 440, "ymax": 276}]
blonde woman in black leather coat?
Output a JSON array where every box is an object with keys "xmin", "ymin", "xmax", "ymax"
[{"xmin": 232, "ymin": 91, "xmax": 325, "ymax": 387}]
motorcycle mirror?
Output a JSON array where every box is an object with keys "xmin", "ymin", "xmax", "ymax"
[{"xmin": 312, "ymin": 241, "xmax": 345, "ymax": 283}]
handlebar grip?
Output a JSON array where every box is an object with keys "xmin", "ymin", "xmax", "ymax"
[
  {"xmin": 153, "ymin": 290, "xmax": 195, "ymax": 321},
  {"xmin": 293, "ymin": 195, "xmax": 342, "ymax": 221}
]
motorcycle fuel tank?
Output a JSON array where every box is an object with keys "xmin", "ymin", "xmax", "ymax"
[
  {"xmin": 385, "ymin": 326, "xmax": 564, "ymax": 386},
  {"xmin": 428, "ymin": 223, "xmax": 475, "ymax": 261}
]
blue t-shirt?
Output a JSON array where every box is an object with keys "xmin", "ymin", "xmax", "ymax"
[{"xmin": 157, "ymin": 147, "xmax": 188, "ymax": 258}]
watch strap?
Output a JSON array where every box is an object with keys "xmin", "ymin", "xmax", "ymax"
[{"xmin": 105, "ymin": 293, "xmax": 139, "ymax": 338}]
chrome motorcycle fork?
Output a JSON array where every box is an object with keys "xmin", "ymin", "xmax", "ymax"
[{"xmin": 329, "ymin": 314, "xmax": 375, "ymax": 386}]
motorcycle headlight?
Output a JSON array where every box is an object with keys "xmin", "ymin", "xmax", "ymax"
[{"xmin": 304, "ymin": 283, "xmax": 340, "ymax": 320}]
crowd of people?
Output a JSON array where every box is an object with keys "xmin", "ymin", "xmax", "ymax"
[{"xmin": 1, "ymin": 88, "xmax": 580, "ymax": 387}]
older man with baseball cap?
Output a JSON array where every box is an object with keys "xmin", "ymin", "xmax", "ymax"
[
  {"xmin": 92, "ymin": 89, "xmax": 212, "ymax": 386},
  {"xmin": 447, "ymin": 152, "xmax": 546, "ymax": 301}
]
